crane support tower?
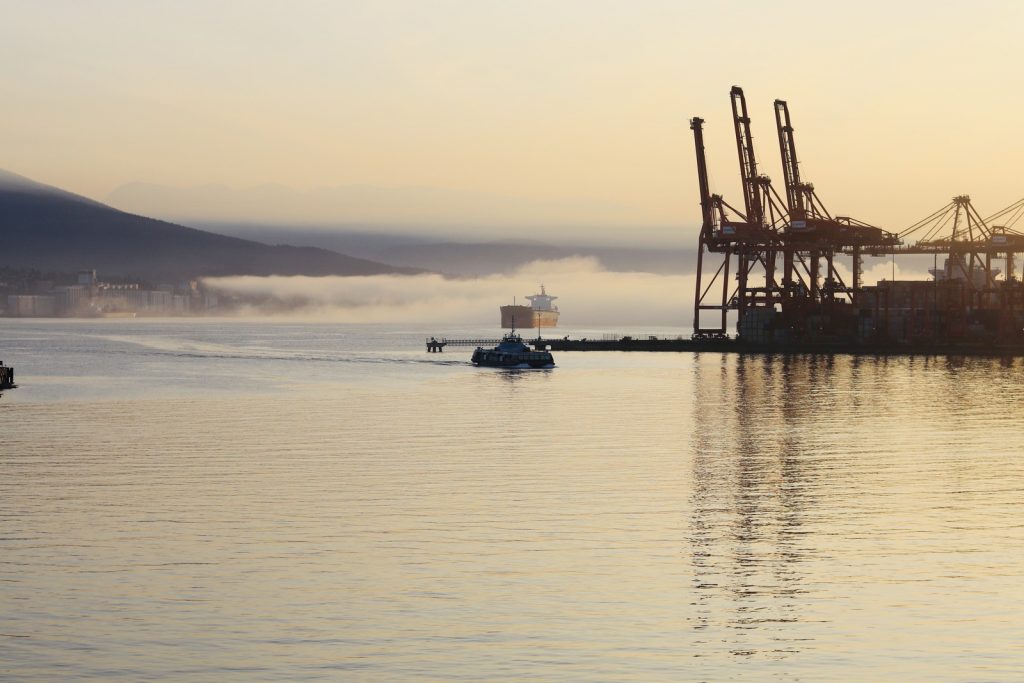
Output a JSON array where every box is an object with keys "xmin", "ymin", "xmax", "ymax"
[{"xmin": 691, "ymin": 87, "xmax": 790, "ymax": 339}]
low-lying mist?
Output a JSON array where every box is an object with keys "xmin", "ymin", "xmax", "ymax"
[
  {"xmin": 204, "ymin": 257, "xmax": 696, "ymax": 327},
  {"xmin": 203, "ymin": 255, "xmax": 937, "ymax": 328}
]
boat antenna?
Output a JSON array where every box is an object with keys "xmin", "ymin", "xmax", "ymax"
[{"xmin": 511, "ymin": 297, "xmax": 516, "ymax": 336}]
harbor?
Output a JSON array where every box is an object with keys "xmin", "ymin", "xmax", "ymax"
[
  {"xmin": 431, "ymin": 86, "xmax": 1024, "ymax": 358},
  {"xmin": 12, "ymin": 3, "xmax": 1024, "ymax": 681},
  {"xmin": 685, "ymin": 87, "xmax": 1024, "ymax": 355}
]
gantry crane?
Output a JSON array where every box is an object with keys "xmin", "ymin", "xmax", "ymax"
[
  {"xmin": 691, "ymin": 87, "xmax": 897, "ymax": 342},
  {"xmin": 690, "ymin": 88, "xmax": 789, "ymax": 337},
  {"xmin": 690, "ymin": 116, "xmax": 738, "ymax": 336},
  {"xmin": 897, "ymin": 195, "xmax": 1024, "ymax": 296},
  {"xmin": 772, "ymin": 98, "xmax": 899, "ymax": 303},
  {"xmin": 690, "ymin": 87, "xmax": 1024, "ymax": 348}
]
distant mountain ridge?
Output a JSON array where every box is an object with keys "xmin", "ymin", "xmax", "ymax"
[
  {"xmin": 0, "ymin": 171, "xmax": 417, "ymax": 281},
  {"xmin": 201, "ymin": 222, "xmax": 699, "ymax": 276}
]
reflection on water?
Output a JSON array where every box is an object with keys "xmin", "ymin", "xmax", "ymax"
[
  {"xmin": 687, "ymin": 353, "xmax": 1024, "ymax": 678},
  {"xmin": 491, "ymin": 367, "xmax": 557, "ymax": 384},
  {"xmin": 689, "ymin": 354, "xmax": 824, "ymax": 663},
  {"xmin": 2, "ymin": 321, "xmax": 1024, "ymax": 681}
]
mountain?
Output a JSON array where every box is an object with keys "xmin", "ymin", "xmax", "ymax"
[{"xmin": 0, "ymin": 171, "xmax": 417, "ymax": 281}]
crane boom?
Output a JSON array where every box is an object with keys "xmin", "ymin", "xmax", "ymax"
[
  {"xmin": 774, "ymin": 99, "xmax": 804, "ymax": 219},
  {"xmin": 690, "ymin": 117, "xmax": 713, "ymax": 236},
  {"xmin": 730, "ymin": 86, "xmax": 763, "ymax": 227}
]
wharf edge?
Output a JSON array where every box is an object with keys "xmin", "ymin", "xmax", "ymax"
[{"xmin": 428, "ymin": 335, "xmax": 1024, "ymax": 357}]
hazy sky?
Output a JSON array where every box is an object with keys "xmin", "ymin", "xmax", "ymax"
[{"xmin": 4, "ymin": 1, "xmax": 1024, "ymax": 241}]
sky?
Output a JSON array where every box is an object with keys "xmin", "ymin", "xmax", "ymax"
[{"xmin": 3, "ymin": 1, "xmax": 1024, "ymax": 243}]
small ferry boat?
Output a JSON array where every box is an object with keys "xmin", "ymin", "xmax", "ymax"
[{"xmin": 471, "ymin": 332, "xmax": 555, "ymax": 368}]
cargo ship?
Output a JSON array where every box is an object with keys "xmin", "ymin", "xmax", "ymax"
[{"xmin": 500, "ymin": 285, "xmax": 559, "ymax": 329}]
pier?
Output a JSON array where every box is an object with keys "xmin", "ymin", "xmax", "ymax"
[
  {"xmin": 426, "ymin": 335, "xmax": 732, "ymax": 353},
  {"xmin": 426, "ymin": 337, "xmax": 505, "ymax": 352},
  {"xmin": 531, "ymin": 335, "xmax": 731, "ymax": 352},
  {"xmin": 428, "ymin": 334, "xmax": 1024, "ymax": 357}
]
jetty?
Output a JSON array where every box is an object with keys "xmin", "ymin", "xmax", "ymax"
[
  {"xmin": 426, "ymin": 335, "xmax": 724, "ymax": 353},
  {"xmin": 427, "ymin": 334, "xmax": 1024, "ymax": 357},
  {"xmin": 425, "ymin": 336, "xmax": 508, "ymax": 352}
]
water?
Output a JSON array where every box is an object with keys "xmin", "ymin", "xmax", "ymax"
[{"xmin": 2, "ymin": 319, "xmax": 1024, "ymax": 681}]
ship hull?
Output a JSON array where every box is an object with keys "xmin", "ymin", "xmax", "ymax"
[
  {"xmin": 471, "ymin": 350, "xmax": 555, "ymax": 368},
  {"xmin": 500, "ymin": 305, "xmax": 559, "ymax": 329}
]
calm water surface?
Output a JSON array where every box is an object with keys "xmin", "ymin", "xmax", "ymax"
[{"xmin": 2, "ymin": 319, "xmax": 1023, "ymax": 681}]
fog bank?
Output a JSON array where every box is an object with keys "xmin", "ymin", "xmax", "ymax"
[
  {"xmin": 205, "ymin": 257, "xmax": 695, "ymax": 327},
  {"xmin": 204, "ymin": 253, "xmax": 944, "ymax": 328}
]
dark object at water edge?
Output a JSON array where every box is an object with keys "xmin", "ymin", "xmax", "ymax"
[
  {"xmin": 0, "ymin": 362, "xmax": 16, "ymax": 389},
  {"xmin": 537, "ymin": 335, "xmax": 1024, "ymax": 356},
  {"xmin": 431, "ymin": 334, "xmax": 1024, "ymax": 357},
  {"xmin": 471, "ymin": 333, "xmax": 556, "ymax": 368}
]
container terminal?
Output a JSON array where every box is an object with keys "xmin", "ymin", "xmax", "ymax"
[{"xmin": 430, "ymin": 86, "xmax": 1024, "ymax": 356}]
